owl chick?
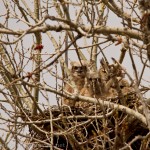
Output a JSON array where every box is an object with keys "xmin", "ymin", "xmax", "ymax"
[
  {"xmin": 62, "ymin": 60, "xmax": 88, "ymax": 107},
  {"xmin": 79, "ymin": 70, "xmax": 118, "ymax": 107},
  {"xmin": 78, "ymin": 71, "xmax": 102, "ymax": 108},
  {"xmin": 99, "ymin": 58, "xmax": 132, "ymax": 100},
  {"xmin": 81, "ymin": 71, "xmax": 102, "ymax": 98},
  {"xmin": 99, "ymin": 67, "xmax": 109, "ymax": 82},
  {"xmin": 99, "ymin": 60, "xmax": 119, "ymax": 98},
  {"xmin": 99, "ymin": 58, "xmax": 110, "ymax": 81}
]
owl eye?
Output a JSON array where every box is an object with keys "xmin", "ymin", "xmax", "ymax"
[
  {"xmin": 120, "ymin": 85, "xmax": 124, "ymax": 89},
  {"xmin": 73, "ymin": 66, "xmax": 78, "ymax": 70},
  {"xmin": 102, "ymin": 70, "xmax": 107, "ymax": 73},
  {"xmin": 89, "ymin": 78, "xmax": 92, "ymax": 81},
  {"xmin": 80, "ymin": 67, "xmax": 84, "ymax": 70}
]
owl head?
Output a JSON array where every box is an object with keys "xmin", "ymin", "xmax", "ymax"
[
  {"xmin": 86, "ymin": 71, "xmax": 100, "ymax": 82},
  {"xmin": 70, "ymin": 60, "xmax": 88, "ymax": 78}
]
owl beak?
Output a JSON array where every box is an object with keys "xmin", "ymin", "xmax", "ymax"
[
  {"xmin": 76, "ymin": 67, "xmax": 82, "ymax": 73},
  {"xmin": 75, "ymin": 68, "xmax": 84, "ymax": 75}
]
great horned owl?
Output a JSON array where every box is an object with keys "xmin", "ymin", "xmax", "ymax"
[
  {"xmin": 99, "ymin": 58, "xmax": 132, "ymax": 99},
  {"xmin": 78, "ymin": 71, "xmax": 102, "ymax": 108},
  {"xmin": 106, "ymin": 77, "xmax": 131, "ymax": 101},
  {"xmin": 99, "ymin": 67, "xmax": 109, "ymax": 81},
  {"xmin": 99, "ymin": 58, "xmax": 110, "ymax": 81},
  {"xmin": 99, "ymin": 60, "xmax": 118, "ymax": 97},
  {"xmin": 79, "ymin": 70, "xmax": 118, "ymax": 106},
  {"xmin": 62, "ymin": 60, "xmax": 88, "ymax": 107},
  {"xmin": 108, "ymin": 68, "xmax": 135, "ymax": 105},
  {"xmin": 81, "ymin": 71, "xmax": 102, "ymax": 98}
]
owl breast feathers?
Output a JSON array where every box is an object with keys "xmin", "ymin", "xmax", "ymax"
[{"xmin": 62, "ymin": 60, "xmax": 88, "ymax": 107}]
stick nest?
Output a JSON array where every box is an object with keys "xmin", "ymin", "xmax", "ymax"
[{"xmin": 27, "ymin": 97, "xmax": 149, "ymax": 150}]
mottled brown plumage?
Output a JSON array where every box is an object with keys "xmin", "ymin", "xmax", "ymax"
[
  {"xmin": 77, "ymin": 71, "xmax": 102, "ymax": 108},
  {"xmin": 80, "ymin": 71, "xmax": 102, "ymax": 98},
  {"xmin": 62, "ymin": 61, "xmax": 88, "ymax": 107},
  {"xmin": 99, "ymin": 59, "xmax": 134, "ymax": 101},
  {"xmin": 78, "ymin": 70, "xmax": 118, "ymax": 108}
]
